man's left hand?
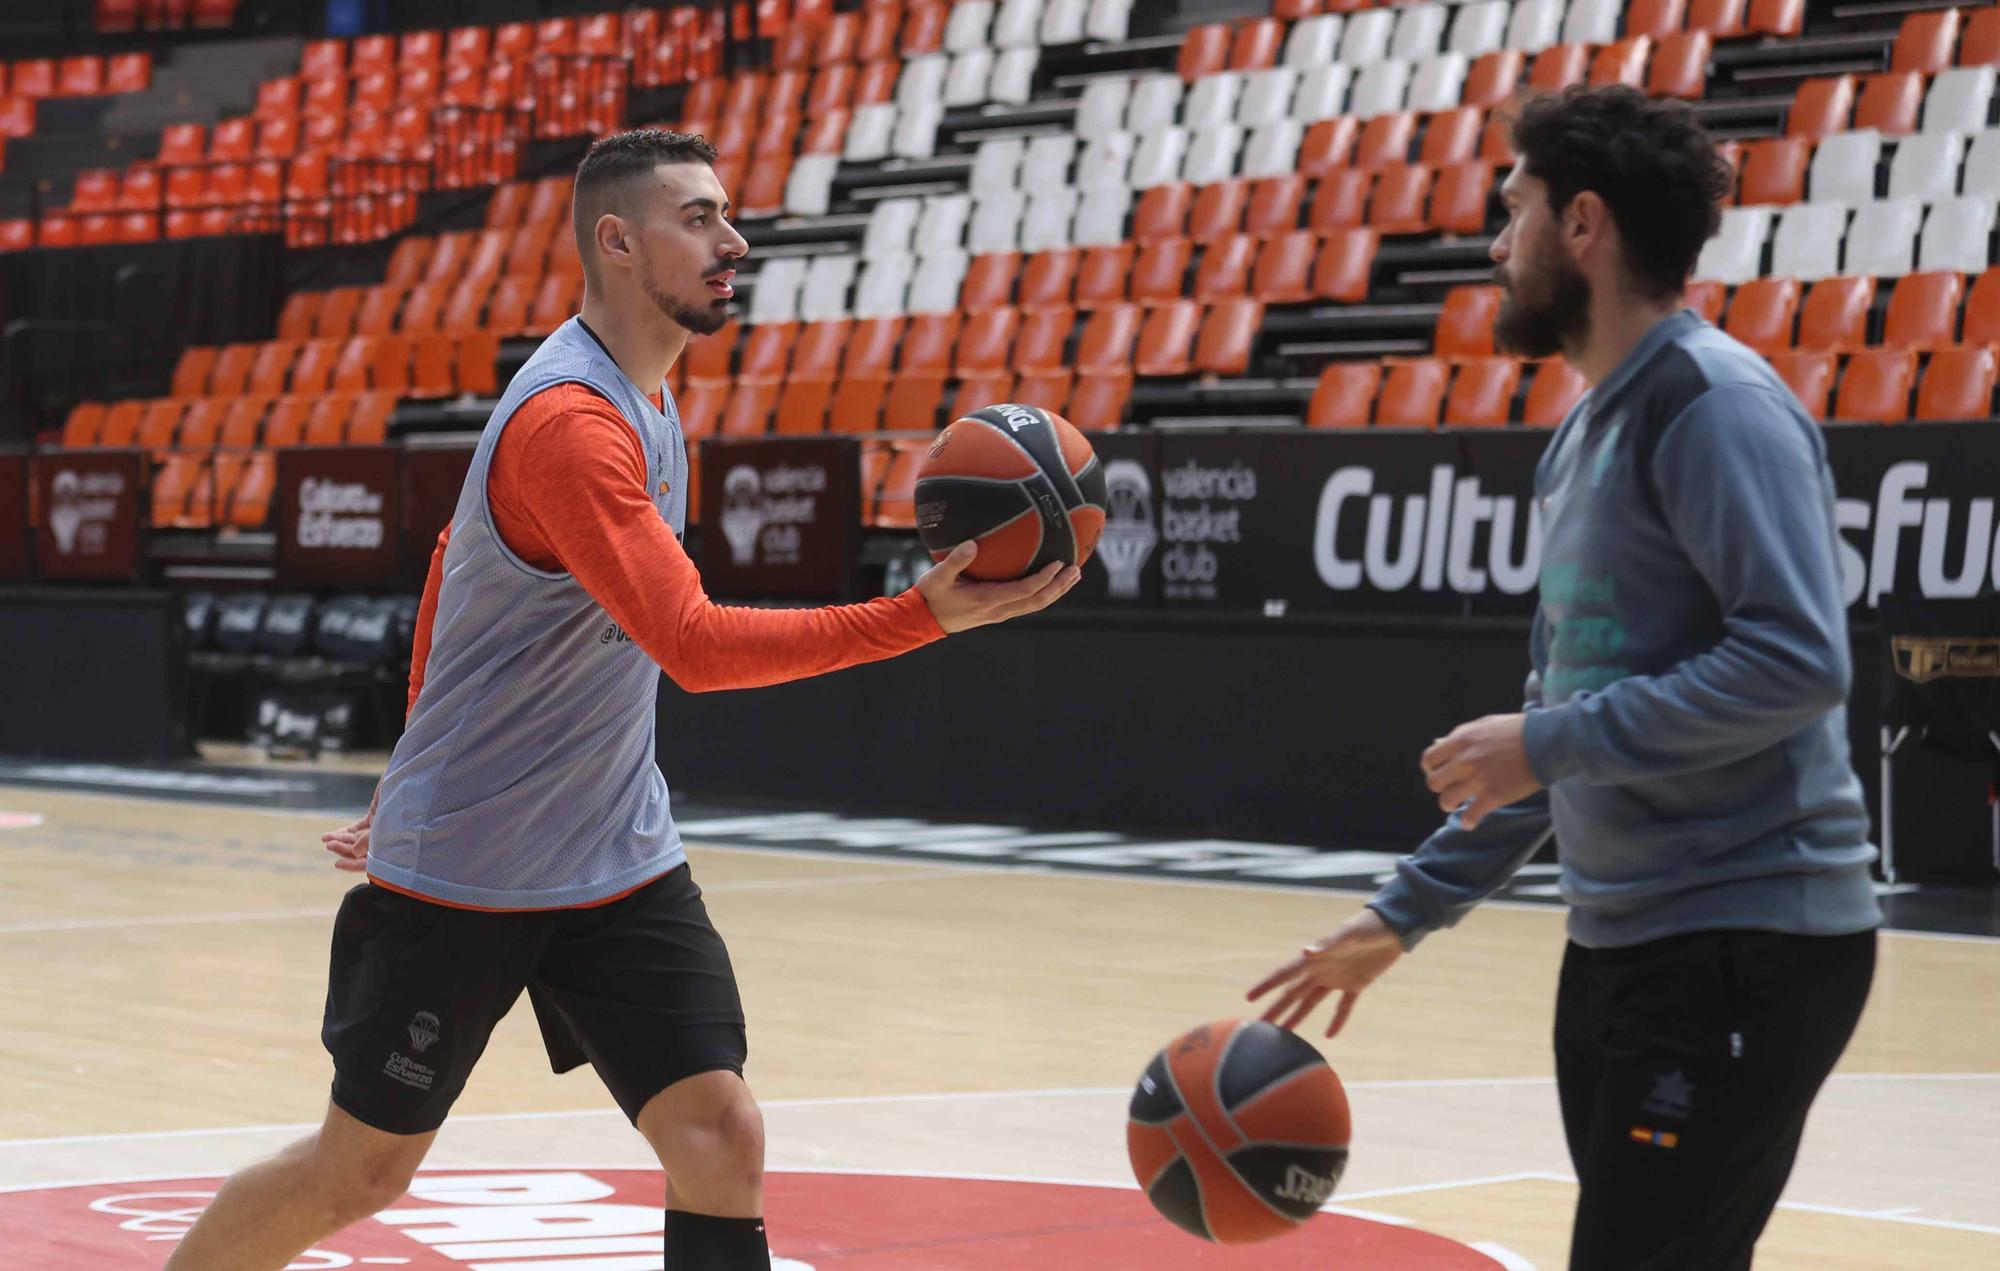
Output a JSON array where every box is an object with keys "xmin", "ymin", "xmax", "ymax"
[{"xmin": 1421, "ymin": 713, "xmax": 1542, "ymax": 831}]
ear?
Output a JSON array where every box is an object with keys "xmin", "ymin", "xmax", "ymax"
[
  {"xmin": 1562, "ymin": 190, "xmax": 1607, "ymax": 265},
  {"xmin": 593, "ymin": 212, "xmax": 633, "ymax": 271}
]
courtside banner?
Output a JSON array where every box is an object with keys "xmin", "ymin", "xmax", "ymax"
[
  {"xmin": 399, "ymin": 438, "xmax": 475, "ymax": 588},
  {"xmin": 1070, "ymin": 430, "xmax": 1162, "ymax": 607},
  {"xmin": 1092, "ymin": 423, "xmax": 2000, "ymax": 619},
  {"xmin": 276, "ymin": 445, "xmax": 401, "ymax": 587},
  {"xmin": 35, "ymin": 447, "xmax": 145, "ymax": 581},
  {"xmin": 0, "ymin": 450, "xmax": 26, "ymax": 579},
  {"xmin": 699, "ymin": 436, "xmax": 861, "ymax": 599}
]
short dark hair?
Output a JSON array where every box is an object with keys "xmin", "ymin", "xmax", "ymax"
[
  {"xmin": 571, "ymin": 129, "xmax": 719, "ymax": 270},
  {"xmin": 1509, "ymin": 86, "xmax": 1734, "ymax": 301}
]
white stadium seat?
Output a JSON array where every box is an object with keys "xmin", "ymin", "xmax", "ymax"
[
  {"xmin": 990, "ymin": 47, "xmax": 1039, "ymax": 105},
  {"xmin": 1074, "ymin": 185, "xmax": 1133, "ymax": 245},
  {"xmin": 1845, "ymin": 197, "xmax": 1924, "ymax": 277},
  {"xmin": 1338, "ymin": 9, "xmax": 1395, "ymax": 66},
  {"xmin": 993, "ymin": 0, "xmax": 1044, "ymax": 49},
  {"xmin": 798, "ymin": 254, "xmax": 857, "ymax": 321},
  {"xmin": 1919, "ymin": 195, "xmax": 1997, "ymax": 273},
  {"xmin": 1130, "ymin": 126, "xmax": 1190, "ymax": 187},
  {"xmin": 970, "ymin": 137, "xmax": 1025, "ymax": 195},
  {"xmin": 863, "ymin": 198, "xmax": 920, "ymax": 259},
  {"xmin": 1771, "ymin": 201, "xmax": 1849, "ymax": 281},
  {"xmin": 843, "ymin": 103, "xmax": 896, "ymax": 162},
  {"xmin": 970, "ymin": 192, "xmax": 1027, "ymax": 253},
  {"xmin": 1694, "ymin": 206, "xmax": 1773, "ymax": 284},
  {"xmin": 853, "ymin": 253, "xmax": 913, "ymax": 318},
  {"xmin": 748, "ymin": 256, "xmax": 806, "ymax": 323},
  {"xmin": 1185, "ymin": 72, "xmax": 1243, "ymax": 129},
  {"xmin": 1020, "ymin": 187, "xmax": 1080, "ymax": 252},
  {"xmin": 1808, "ymin": 130, "xmax": 1881, "ymax": 205},
  {"xmin": 892, "ymin": 104, "xmax": 944, "ymax": 159},
  {"xmin": 1242, "ymin": 120, "xmax": 1305, "ymax": 179},
  {"xmin": 907, "ymin": 251, "xmax": 970, "ymax": 314},
  {"xmin": 1506, "ymin": 0, "xmax": 1564, "ymax": 54},
  {"xmin": 1022, "ymin": 133, "xmax": 1079, "ymax": 188},
  {"xmin": 1183, "ymin": 124, "xmax": 1244, "ymax": 185},
  {"xmin": 916, "ymin": 195, "xmax": 972, "ymax": 255},
  {"xmin": 783, "ymin": 154, "xmax": 837, "ymax": 216},
  {"xmin": 1409, "ymin": 54, "xmax": 1470, "ymax": 114},
  {"xmin": 1390, "ymin": 3, "xmax": 1448, "ymax": 62},
  {"xmin": 1448, "ymin": 1, "xmax": 1509, "ymax": 58},
  {"xmin": 1084, "ymin": 0, "xmax": 1132, "ymax": 43},
  {"xmin": 1960, "ymin": 129, "xmax": 2000, "ymax": 197},
  {"xmin": 946, "ymin": 1, "xmax": 995, "ymax": 54},
  {"xmin": 1284, "ymin": 14, "xmax": 1343, "ymax": 68},
  {"xmin": 1924, "ymin": 67, "xmax": 1996, "ymax": 136},
  {"xmin": 1075, "ymin": 77, "xmax": 1131, "ymax": 138},
  {"xmin": 1078, "ymin": 131, "xmax": 1137, "ymax": 187},
  {"xmin": 1127, "ymin": 75, "xmax": 1184, "ymax": 133},
  {"xmin": 1291, "ymin": 63, "xmax": 1353, "ymax": 121},
  {"xmin": 1888, "ymin": 132, "xmax": 1965, "ymax": 202},
  {"xmin": 1040, "ymin": 0, "xmax": 1085, "ymax": 44},
  {"xmin": 945, "ymin": 49, "xmax": 995, "ymax": 107},
  {"xmin": 1349, "ymin": 60, "xmax": 1412, "ymax": 120},
  {"xmin": 1561, "ymin": 0, "xmax": 1623, "ymax": 48},
  {"xmin": 1238, "ymin": 67, "xmax": 1298, "ymax": 127}
]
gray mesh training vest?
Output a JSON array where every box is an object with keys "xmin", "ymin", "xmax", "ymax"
[{"xmin": 368, "ymin": 317, "xmax": 688, "ymax": 908}]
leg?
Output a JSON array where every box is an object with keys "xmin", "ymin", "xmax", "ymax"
[
  {"xmin": 530, "ymin": 867, "xmax": 763, "ymax": 1267},
  {"xmin": 638, "ymin": 1068, "xmax": 767, "ymax": 1216},
  {"xmin": 163, "ymin": 1102, "xmax": 433, "ymax": 1271},
  {"xmin": 1553, "ymin": 940, "xmax": 1604, "ymax": 1173},
  {"xmin": 1565, "ymin": 929, "xmax": 1876, "ymax": 1271}
]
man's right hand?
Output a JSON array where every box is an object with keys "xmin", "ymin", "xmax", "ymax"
[
  {"xmin": 323, "ymin": 784, "xmax": 380, "ymax": 873},
  {"xmin": 1247, "ymin": 908, "xmax": 1406, "ymax": 1038},
  {"xmin": 916, "ymin": 541, "xmax": 1082, "ymax": 634}
]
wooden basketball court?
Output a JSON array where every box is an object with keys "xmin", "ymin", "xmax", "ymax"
[{"xmin": 1, "ymin": 771, "xmax": 1996, "ymax": 1268}]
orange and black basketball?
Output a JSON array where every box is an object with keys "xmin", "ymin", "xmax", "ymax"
[
  {"xmin": 913, "ymin": 404, "xmax": 1107, "ymax": 582},
  {"xmin": 1127, "ymin": 1019, "xmax": 1352, "ymax": 1245}
]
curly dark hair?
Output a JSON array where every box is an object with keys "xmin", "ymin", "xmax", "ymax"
[
  {"xmin": 571, "ymin": 129, "xmax": 719, "ymax": 267},
  {"xmin": 1508, "ymin": 86, "xmax": 1735, "ymax": 301}
]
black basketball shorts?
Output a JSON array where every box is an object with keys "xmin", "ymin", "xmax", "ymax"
[{"xmin": 322, "ymin": 864, "xmax": 747, "ymax": 1136}]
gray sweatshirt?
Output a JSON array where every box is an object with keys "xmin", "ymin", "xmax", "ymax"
[{"xmin": 1369, "ymin": 311, "xmax": 1882, "ymax": 950}]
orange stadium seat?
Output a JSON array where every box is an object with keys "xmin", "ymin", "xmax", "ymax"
[
  {"xmin": 1015, "ymin": 308, "xmax": 1075, "ymax": 373},
  {"xmin": 1685, "ymin": 280, "xmax": 1727, "ymax": 323},
  {"xmin": 1354, "ymin": 114, "xmax": 1417, "ymax": 170},
  {"xmin": 1855, "ymin": 72, "xmax": 1923, "ymax": 135},
  {"xmin": 1737, "ymin": 137, "xmax": 1809, "ymax": 205},
  {"xmin": 1915, "ymin": 345, "xmax": 1998, "ymax": 420},
  {"xmin": 98, "ymin": 400, "xmax": 144, "ymax": 447},
  {"xmin": 1377, "ymin": 358, "xmax": 1451, "ymax": 427},
  {"xmin": 1444, "ymin": 358, "xmax": 1524, "ymax": 428},
  {"xmin": 1787, "ymin": 75, "xmax": 1855, "ymax": 139},
  {"xmin": 1798, "ymin": 276, "xmax": 1876, "ymax": 351},
  {"xmin": 1524, "ymin": 359, "xmax": 1588, "ymax": 426},
  {"xmin": 1626, "ymin": 0, "xmax": 1688, "ymax": 40},
  {"xmin": 1590, "ymin": 38, "xmax": 1653, "ymax": 89},
  {"xmin": 900, "ymin": 313, "xmax": 960, "ymax": 374},
  {"xmin": 1833, "ymin": 348, "xmax": 1917, "ymax": 422},
  {"xmin": 1014, "ymin": 368, "xmax": 1073, "ymax": 415},
  {"xmin": 1194, "ymin": 234, "xmax": 1257, "ymax": 301},
  {"xmin": 1253, "ymin": 230, "xmax": 1317, "ymax": 304},
  {"xmin": 1420, "ymin": 108, "xmax": 1484, "ymax": 167},
  {"xmin": 1964, "ymin": 8, "xmax": 2000, "ymax": 66},
  {"xmin": 1308, "ymin": 362, "xmax": 1381, "ymax": 428},
  {"xmin": 1245, "ymin": 175, "xmax": 1308, "ymax": 235},
  {"xmin": 1179, "ymin": 24, "xmax": 1231, "ymax": 81},
  {"xmin": 954, "ymin": 309, "xmax": 1018, "ymax": 376},
  {"xmin": 1369, "ymin": 165, "xmax": 1434, "ymax": 235},
  {"xmin": 1650, "ymin": 32, "xmax": 1712, "ymax": 99},
  {"xmin": 1190, "ymin": 181, "xmax": 1249, "ymax": 242},
  {"xmin": 1298, "ymin": 118, "xmax": 1359, "ymax": 175},
  {"xmin": 1066, "ymin": 373, "xmax": 1132, "ymax": 430},
  {"xmin": 1309, "ymin": 170, "xmax": 1373, "ymax": 230},
  {"xmin": 961, "ymin": 253, "xmax": 1021, "ymax": 312},
  {"xmin": 62, "ymin": 402, "xmax": 106, "ymax": 446},
  {"xmin": 1723, "ymin": 277, "xmax": 1801, "ymax": 354},
  {"xmin": 1436, "ymin": 287, "xmax": 1501, "ymax": 358},
  {"xmin": 1022, "ymin": 249, "xmax": 1084, "ymax": 309},
  {"xmin": 1893, "ymin": 9, "xmax": 1961, "ymax": 74},
  {"xmin": 1464, "ymin": 50, "xmax": 1526, "ymax": 109},
  {"xmin": 880, "ymin": 374, "xmax": 947, "ymax": 430},
  {"xmin": 1883, "ymin": 271, "xmax": 1964, "ymax": 349},
  {"xmin": 1078, "ymin": 304, "xmax": 1143, "ymax": 374},
  {"xmin": 1315, "ymin": 227, "xmax": 1379, "ymax": 303},
  {"xmin": 1195, "ymin": 299, "xmax": 1262, "ymax": 376},
  {"xmin": 1766, "ymin": 350, "xmax": 1833, "ymax": 420}
]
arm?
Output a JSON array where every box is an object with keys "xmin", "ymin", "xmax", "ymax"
[
  {"xmin": 1371, "ymin": 663, "xmax": 1554, "ymax": 949},
  {"xmin": 406, "ymin": 525, "xmax": 449, "ymax": 717},
  {"xmin": 511, "ymin": 408, "xmax": 1068, "ymax": 692},
  {"xmin": 1522, "ymin": 386, "xmax": 1851, "ymax": 787},
  {"xmin": 1249, "ymin": 670, "xmax": 1553, "ymax": 1034}
]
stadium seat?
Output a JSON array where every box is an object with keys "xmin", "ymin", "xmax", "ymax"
[
  {"xmin": 1253, "ymin": 231, "xmax": 1317, "ymax": 303},
  {"xmin": 1314, "ymin": 227, "xmax": 1379, "ymax": 302},
  {"xmin": 1883, "ymin": 271, "xmax": 1964, "ymax": 348},
  {"xmin": 1522, "ymin": 358, "xmax": 1586, "ymax": 425},
  {"xmin": 1125, "ymin": 240, "xmax": 1185, "ymax": 305},
  {"xmin": 1856, "ymin": 72, "xmax": 1924, "ymax": 135},
  {"xmin": 1915, "ymin": 344, "xmax": 1998, "ymax": 419},
  {"xmin": 1964, "ymin": 8, "xmax": 2000, "ymax": 67},
  {"xmin": 1589, "ymin": 38, "xmax": 1652, "ymax": 90},
  {"xmin": 1832, "ymin": 347, "xmax": 1917, "ymax": 422},
  {"xmin": 1463, "ymin": 49, "xmax": 1525, "ymax": 109},
  {"xmin": 1788, "ymin": 76, "xmax": 1855, "ymax": 140},
  {"xmin": 1723, "ymin": 277, "xmax": 1800, "ymax": 354},
  {"xmin": 1889, "ymin": 132, "xmax": 1965, "ymax": 202},
  {"xmin": 1797, "ymin": 276, "xmax": 1876, "ymax": 351},
  {"xmin": 1376, "ymin": 358, "xmax": 1451, "ymax": 427},
  {"xmin": 1194, "ymin": 234, "xmax": 1257, "ymax": 300},
  {"xmin": 1308, "ymin": 361, "xmax": 1381, "ymax": 428},
  {"xmin": 1310, "ymin": 170, "xmax": 1373, "ymax": 229},
  {"xmin": 1894, "ymin": 9, "xmax": 1962, "ymax": 75},
  {"xmin": 1298, "ymin": 118, "xmax": 1359, "ymax": 176},
  {"xmin": 1189, "ymin": 181, "xmax": 1249, "ymax": 242},
  {"xmin": 1436, "ymin": 286, "xmax": 1500, "ymax": 357},
  {"xmin": 1770, "ymin": 202, "xmax": 1848, "ymax": 280},
  {"xmin": 1747, "ymin": 0, "xmax": 1802, "ymax": 38},
  {"xmin": 1195, "ymin": 299, "xmax": 1262, "ymax": 375},
  {"xmin": 1915, "ymin": 196, "xmax": 1990, "ymax": 274},
  {"xmin": 1066, "ymin": 372, "xmax": 1132, "ymax": 429},
  {"xmin": 1649, "ymin": 32, "xmax": 1711, "ymax": 100},
  {"xmin": 1925, "ymin": 67, "xmax": 1997, "ymax": 135},
  {"xmin": 1443, "ymin": 357, "xmax": 1522, "ymax": 427},
  {"xmin": 1768, "ymin": 350, "xmax": 1836, "ymax": 420},
  {"xmin": 1369, "ymin": 164, "xmax": 1434, "ymax": 234},
  {"xmin": 1419, "ymin": 107, "xmax": 1484, "ymax": 166}
]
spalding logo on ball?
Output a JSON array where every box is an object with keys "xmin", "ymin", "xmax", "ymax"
[
  {"xmin": 1127, "ymin": 1019, "xmax": 1352, "ymax": 1245},
  {"xmin": 915, "ymin": 404, "xmax": 1108, "ymax": 582}
]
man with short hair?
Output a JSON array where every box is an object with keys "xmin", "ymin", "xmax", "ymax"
[
  {"xmin": 165, "ymin": 130, "xmax": 1080, "ymax": 1271},
  {"xmin": 1251, "ymin": 87, "xmax": 1880, "ymax": 1269}
]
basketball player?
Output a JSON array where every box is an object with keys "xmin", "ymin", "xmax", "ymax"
[
  {"xmin": 164, "ymin": 130, "xmax": 1080, "ymax": 1271},
  {"xmin": 1250, "ymin": 87, "xmax": 1880, "ymax": 1270}
]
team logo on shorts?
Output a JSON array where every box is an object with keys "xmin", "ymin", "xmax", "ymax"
[{"xmin": 407, "ymin": 1011, "xmax": 441, "ymax": 1054}]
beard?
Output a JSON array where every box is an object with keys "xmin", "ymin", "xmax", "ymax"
[
  {"xmin": 642, "ymin": 272, "xmax": 732, "ymax": 336},
  {"xmin": 1493, "ymin": 251, "xmax": 1591, "ymax": 359}
]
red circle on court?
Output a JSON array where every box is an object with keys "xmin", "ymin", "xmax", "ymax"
[{"xmin": 0, "ymin": 1169, "xmax": 1505, "ymax": 1268}]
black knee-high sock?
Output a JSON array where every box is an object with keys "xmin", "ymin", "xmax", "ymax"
[{"xmin": 665, "ymin": 1210, "xmax": 769, "ymax": 1269}]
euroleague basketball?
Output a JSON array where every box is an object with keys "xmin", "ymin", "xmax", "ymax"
[
  {"xmin": 913, "ymin": 403, "xmax": 1108, "ymax": 582},
  {"xmin": 1126, "ymin": 1019, "xmax": 1352, "ymax": 1245}
]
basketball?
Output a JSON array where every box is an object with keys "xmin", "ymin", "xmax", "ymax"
[
  {"xmin": 1126, "ymin": 1019, "xmax": 1352, "ymax": 1245},
  {"xmin": 913, "ymin": 403, "xmax": 1108, "ymax": 582}
]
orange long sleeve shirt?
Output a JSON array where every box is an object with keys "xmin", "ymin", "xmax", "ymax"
[{"xmin": 407, "ymin": 383, "xmax": 943, "ymax": 714}]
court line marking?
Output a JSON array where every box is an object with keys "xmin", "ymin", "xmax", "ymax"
[
  {"xmin": 1505, "ymin": 1172, "xmax": 2000, "ymax": 1239},
  {"xmin": 0, "ymin": 869, "xmax": 980, "ymax": 935},
  {"xmin": 5, "ymin": 783, "xmax": 1993, "ymax": 944},
  {"xmin": 5, "ymin": 1071, "xmax": 1994, "ymax": 1150}
]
